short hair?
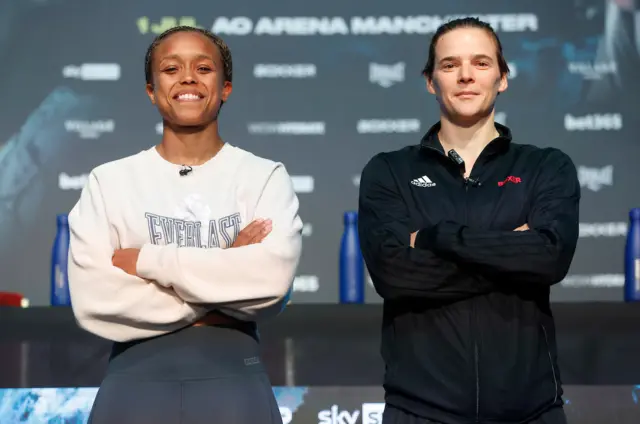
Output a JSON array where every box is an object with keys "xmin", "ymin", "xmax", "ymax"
[
  {"xmin": 144, "ymin": 26, "xmax": 233, "ymax": 86},
  {"xmin": 421, "ymin": 17, "xmax": 510, "ymax": 80}
]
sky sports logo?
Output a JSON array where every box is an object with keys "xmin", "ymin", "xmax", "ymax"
[
  {"xmin": 317, "ymin": 403, "xmax": 384, "ymax": 424},
  {"xmin": 361, "ymin": 403, "xmax": 385, "ymax": 424},
  {"xmin": 63, "ymin": 63, "xmax": 121, "ymax": 81}
]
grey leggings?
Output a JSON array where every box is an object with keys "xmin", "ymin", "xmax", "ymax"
[{"xmin": 87, "ymin": 324, "xmax": 282, "ymax": 424}]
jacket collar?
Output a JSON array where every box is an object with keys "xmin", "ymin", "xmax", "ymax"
[{"xmin": 420, "ymin": 121, "xmax": 513, "ymax": 156}]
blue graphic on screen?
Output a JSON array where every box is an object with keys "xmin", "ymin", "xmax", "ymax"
[
  {"xmin": 0, "ymin": 86, "xmax": 95, "ymax": 229},
  {"xmin": 558, "ymin": 36, "xmax": 600, "ymax": 105},
  {"xmin": 0, "ymin": 388, "xmax": 98, "ymax": 423},
  {"xmin": 514, "ymin": 36, "xmax": 603, "ymax": 111},
  {"xmin": 0, "ymin": 387, "xmax": 308, "ymax": 423},
  {"xmin": 273, "ymin": 386, "xmax": 308, "ymax": 413},
  {"xmin": 282, "ymin": 285, "xmax": 293, "ymax": 311},
  {"xmin": 632, "ymin": 385, "xmax": 640, "ymax": 404}
]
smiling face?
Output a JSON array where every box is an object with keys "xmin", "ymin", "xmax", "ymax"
[
  {"xmin": 145, "ymin": 31, "xmax": 232, "ymax": 127},
  {"xmin": 426, "ymin": 27, "xmax": 507, "ymax": 125}
]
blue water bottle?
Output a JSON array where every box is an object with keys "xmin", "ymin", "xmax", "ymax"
[
  {"xmin": 51, "ymin": 214, "xmax": 71, "ymax": 306},
  {"xmin": 624, "ymin": 208, "xmax": 640, "ymax": 302},
  {"xmin": 339, "ymin": 211, "xmax": 364, "ymax": 304}
]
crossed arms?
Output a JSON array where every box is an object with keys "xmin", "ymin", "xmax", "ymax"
[
  {"xmin": 68, "ymin": 165, "xmax": 302, "ymax": 342},
  {"xmin": 357, "ymin": 151, "xmax": 580, "ymax": 301}
]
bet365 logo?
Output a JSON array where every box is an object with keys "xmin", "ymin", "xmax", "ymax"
[{"xmin": 137, "ymin": 16, "xmax": 203, "ymax": 35}]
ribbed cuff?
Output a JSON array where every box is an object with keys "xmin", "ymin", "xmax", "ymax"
[{"xmin": 136, "ymin": 244, "xmax": 170, "ymax": 287}]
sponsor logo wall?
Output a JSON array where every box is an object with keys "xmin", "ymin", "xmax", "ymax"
[
  {"xmin": 0, "ymin": 0, "xmax": 639, "ymax": 305},
  {"xmin": 2, "ymin": 386, "xmax": 640, "ymax": 423}
]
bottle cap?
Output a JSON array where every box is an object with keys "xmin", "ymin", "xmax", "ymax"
[
  {"xmin": 630, "ymin": 208, "xmax": 640, "ymax": 220},
  {"xmin": 344, "ymin": 211, "xmax": 358, "ymax": 225}
]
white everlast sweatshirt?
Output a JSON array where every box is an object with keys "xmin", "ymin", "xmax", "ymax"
[{"xmin": 67, "ymin": 143, "xmax": 303, "ymax": 342}]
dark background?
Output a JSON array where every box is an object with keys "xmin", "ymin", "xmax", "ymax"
[
  {"xmin": 2, "ymin": 305, "xmax": 640, "ymax": 423},
  {"xmin": 0, "ymin": 0, "xmax": 639, "ymax": 306}
]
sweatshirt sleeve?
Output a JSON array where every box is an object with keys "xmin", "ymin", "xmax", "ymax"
[
  {"xmin": 68, "ymin": 172, "xmax": 209, "ymax": 342},
  {"xmin": 358, "ymin": 154, "xmax": 495, "ymax": 301},
  {"xmin": 415, "ymin": 149, "xmax": 580, "ymax": 285},
  {"xmin": 136, "ymin": 164, "xmax": 303, "ymax": 322}
]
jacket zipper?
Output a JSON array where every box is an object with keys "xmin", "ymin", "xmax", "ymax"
[
  {"xmin": 540, "ymin": 324, "xmax": 559, "ymax": 405},
  {"xmin": 425, "ymin": 144, "xmax": 481, "ymax": 420},
  {"xmin": 465, "ymin": 178, "xmax": 480, "ymax": 422}
]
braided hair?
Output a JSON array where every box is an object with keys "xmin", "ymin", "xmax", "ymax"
[{"xmin": 144, "ymin": 26, "xmax": 233, "ymax": 86}]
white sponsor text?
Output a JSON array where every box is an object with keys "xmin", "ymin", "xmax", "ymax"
[
  {"xmin": 211, "ymin": 14, "xmax": 538, "ymax": 36},
  {"xmin": 564, "ymin": 114, "xmax": 622, "ymax": 131}
]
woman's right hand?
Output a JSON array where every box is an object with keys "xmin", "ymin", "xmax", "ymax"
[{"xmin": 231, "ymin": 219, "xmax": 272, "ymax": 247}]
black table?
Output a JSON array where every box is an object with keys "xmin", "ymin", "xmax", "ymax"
[{"xmin": 1, "ymin": 303, "xmax": 639, "ymax": 388}]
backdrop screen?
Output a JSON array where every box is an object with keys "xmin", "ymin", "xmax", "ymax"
[
  {"xmin": 2, "ymin": 386, "xmax": 640, "ymax": 424},
  {"xmin": 1, "ymin": 0, "xmax": 639, "ymax": 305}
]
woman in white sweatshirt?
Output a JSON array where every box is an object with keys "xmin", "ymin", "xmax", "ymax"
[{"xmin": 67, "ymin": 26, "xmax": 302, "ymax": 424}]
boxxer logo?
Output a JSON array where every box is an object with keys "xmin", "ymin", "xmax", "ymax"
[
  {"xmin": 357, "ymin": 119, "xmax": 420, "ymax": 134},
  {"xmin": 318, "ymin": 405, "xmax": 360, "ymax": 424}
]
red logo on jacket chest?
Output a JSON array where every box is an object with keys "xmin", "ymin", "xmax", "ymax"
[{"xmin": 498, "ymin": 176, "xmax": 522, "ymax": 186}]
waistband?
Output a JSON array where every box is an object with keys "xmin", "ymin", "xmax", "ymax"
[
  {"xmin": 105, "ymin": 313, "xmax": 264, "ymax": 381},
  {"xmin": 192, "ymin": 310, "xmax": 258, "ymax": 333}
]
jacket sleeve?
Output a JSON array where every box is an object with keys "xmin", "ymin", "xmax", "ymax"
[
  {"xmin": 415, "ymin": 149, "xmax": 580, "ymax": 285},
  {"xmin": 68, "ymin": 172, "xmax": 209, "ymax": 343},
  {"xmin": 136, "ymin": 164, "xmax": 303, "ymax": 322},
  {"xmin": 358, "ymin": 154, "xmax": 495, "ymax": 301}
]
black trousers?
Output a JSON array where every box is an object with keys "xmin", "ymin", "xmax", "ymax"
[
  {"xmin": 382, "ymin": 404, "xmax": 568, "ymax": 424},
  {"xmin": 87, "ymin": 324, "xmax": 282, "ymax": 424}
]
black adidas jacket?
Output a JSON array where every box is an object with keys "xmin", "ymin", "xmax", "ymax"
[{"xmin": 358, "ymin": 122, "xmax": 580, "ymax": 424}]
